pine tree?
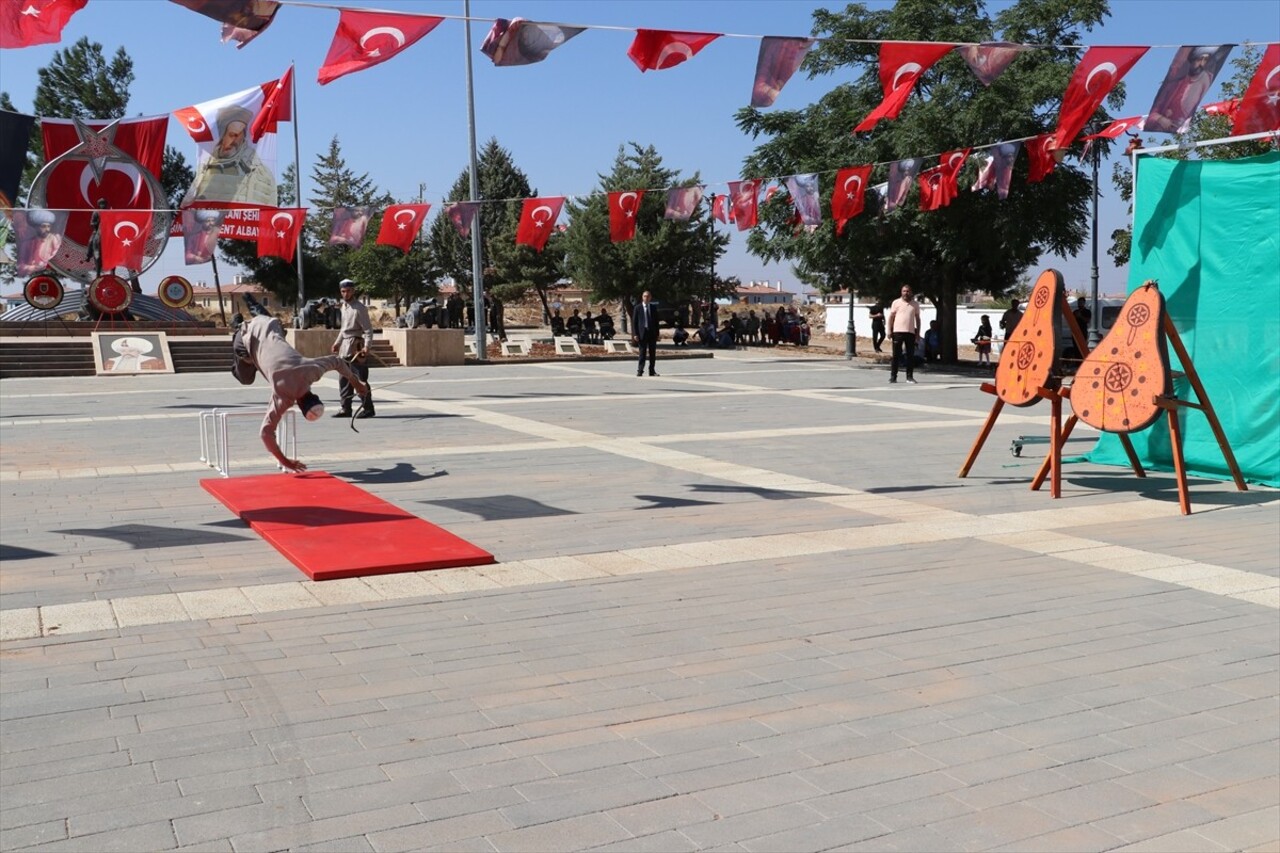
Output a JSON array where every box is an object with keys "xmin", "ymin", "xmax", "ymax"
[
  {"xmin": 559, "ymin": 143, "xmax": 728, "ymax": 323},
  {"xmin": 424, "ymin": 138, "xmax": 535, "ymax": 291}
]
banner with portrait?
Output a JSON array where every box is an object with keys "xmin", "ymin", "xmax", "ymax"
[{"xmin": 175, "ymin": 84, "xmax": 280, "ymax": 209}]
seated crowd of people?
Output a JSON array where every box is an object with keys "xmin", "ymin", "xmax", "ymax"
[
  {"xmin": 673, "ymin": 306, "xmax": 810, "ymax": 349},
  {"xmin": 551, "ymin": 308, "xmax": 615, "ymax": 343}
]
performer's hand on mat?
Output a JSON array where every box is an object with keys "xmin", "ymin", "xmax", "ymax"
[{"xmin": 281, "ymin": 457, "xmax": 308, "ymax": 472}]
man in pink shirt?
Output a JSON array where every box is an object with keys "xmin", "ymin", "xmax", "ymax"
[{"xmin": 887, "ymin": 284, "xmax": 922, "ymax": 384}]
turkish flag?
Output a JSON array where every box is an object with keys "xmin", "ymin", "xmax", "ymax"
[
  {"xmin": 257, "ymin": 207, "xmax": 306, "ymax": 262},
  {"xmin": 728, "ymin": 180, "xmax": 760, "ymax": 231},
  {"xmin": 1204, "ymin": 99, "xmax": 1239, "ymax": 117},
  {"xmin": 251, "ymin": 66, "xmax": 293, "ymax": 143},
  {"xmin": 376, "ymin": 203, "xmax": 430, "ymax": 253},
  {"xmin": 318, "ymin": 10, "xmax": 444, "ymax": 85},
  {"xmin": 0, "ymin": 0, "xmax": 87, "ymax": 49},
  {"xmin": 854, "ymin": 42, "xmax": 955, "ymax": 133},
  {"xmin": 40, "ymin": 116, "xmax": 168, "ymax": 249},
  {"xmin": 99, "ymin": 210, "xmax": 153, "ymax": 273},
  {"xmin": 832, "ymin": 165, "xmax": 872, "ymax": 234},
  {"xmin": 1053, "ymin": 45, "xmax": 1149, "ymax": 149},
  {"xmin": 1233, "ymin": 44, "xmax": 1280, "ymax": 135},
  {"xmin": 608, "ymin": 190, "xmax": 646, "ymax": 242},
  {"xmin": 515, "ymin": 197, "xmax": 565, "ymax": 252},
  {"xmin": 1084, "ymin": 115, "xmax": 1145, "ymax": 140},
  {"xmin": 919, "ymin": 149, "xmax": 969, "ymax": 210},
  {"xmin": 711, "ymin": 194, "xmax": 734, "ymax": 224},
  {"xmin": 628, "ymin": 29, "xmax": 720, "ymax": 72},
  {"xmin": 1026, "ymin": 133, "xmax": 1058, "ymax": 183}
]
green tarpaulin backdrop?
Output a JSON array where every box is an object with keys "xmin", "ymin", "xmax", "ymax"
[{"xmin": 1089, "ymin": 151, "xmax": 1280, "ymax": 487}]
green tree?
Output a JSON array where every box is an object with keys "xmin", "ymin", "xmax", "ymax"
[
  {"xmin": 1108, "ymin": 45, "xmax": 1273, "ymax": 266},
  {"xmin": 424, "ymin": 138, "xmax": 534, "ymax": 292},
  {"xmin": 736, "ymin": 0, "xmax": 1114, "ymax": 360},
  {"xmin": 560, "ymin": 143, "xmax": 729, "ymax": 323}
]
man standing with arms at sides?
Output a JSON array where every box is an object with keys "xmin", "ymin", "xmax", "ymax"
[
  {"xmin": 869, "ymin": 301, "xmax": 886, "ymax": 352},
  {"xmin": 632, "ymin": 290, "xmax": 659, "ymax": 377},
  {"xmin": 331, "ymin": 278, "xmax": 375, "ymax": 419},
  {"xmin": 887, "ymin": 284, "xmax": 921, "ymax": 384}
]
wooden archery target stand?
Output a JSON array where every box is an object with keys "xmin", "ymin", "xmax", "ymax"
[{"xmin": 959, "ymin": 275, "xmax": 1246, "ymax": 514}]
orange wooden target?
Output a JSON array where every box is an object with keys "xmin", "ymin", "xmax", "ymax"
[
  {"xmin": 995, "ymin": 268, "xmax": 1062, "ymax": 407},
  {"xmin": 1071, "ymin": 282, "xmax": 1171, "ymax": 433}
]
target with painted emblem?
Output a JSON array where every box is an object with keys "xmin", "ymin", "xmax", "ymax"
[
  {"xmin": 158, "ymin": 275, "xmax": 194, "ymax": 309},
  {"xmin": 88, "ymin": 274, "xmax": 133, "ymax": 314},
  {"xmin": 23, "ymin": 275, "xmax": 65, "ymax": 311}
]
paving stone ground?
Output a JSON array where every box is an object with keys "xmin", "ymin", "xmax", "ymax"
[{"xmin": 1, "ymin": 349, "xmax": 1277, "ymax": 852}]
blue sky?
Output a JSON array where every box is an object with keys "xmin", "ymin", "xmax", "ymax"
[{"xmin": 3, "ymin": 0, "xmax": 1277, "ymax": 297}]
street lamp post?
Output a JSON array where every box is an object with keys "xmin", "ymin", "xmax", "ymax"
[
  {"xmin": 1087, "ymin": 134, "xmax": 1102, "ymax": 349},
  {"xmin": 845, "ymin": 292, "xmax": 856, "ymax": 359}
]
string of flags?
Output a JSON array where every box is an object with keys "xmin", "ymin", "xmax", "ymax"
[{"xmin": 2, "ymin": 0, "xmax": 1278, "ymax": 277}]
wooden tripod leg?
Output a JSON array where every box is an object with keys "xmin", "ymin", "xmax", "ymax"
[
  {"xmin": 1163, "ymin": 315, "xmax": 1248, "ymax": 492},
  {"xmin": 1032, "ymin": 414, "xmax": 1077, "ymax": 491},
  {"xmin": 1050, "ymin": 393, "xmax": 1062, "ymax": 498},
  {"xmin": 959, "ymin": 393, "xmax": 1004, "ymax": 478},
  {"xmin": 1165, "ymin": 405, "xmax": 1191, "ymax": 515},
  {"xmin": 1118, "ymin": 434, "xmax": 1147, "ymax": 478}
]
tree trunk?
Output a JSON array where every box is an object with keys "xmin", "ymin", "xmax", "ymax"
[{"xmin": 935, "ymin": 277, "xmax": 959, "ymax": 363}]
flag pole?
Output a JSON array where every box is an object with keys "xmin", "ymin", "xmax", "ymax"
[
  {"xmin": 289, "ymin": 61, "xmax": 305, "ymax": 317},
  {"xmin": 463, "ymin": 0, "xmax": 487, "ymax": 362}
]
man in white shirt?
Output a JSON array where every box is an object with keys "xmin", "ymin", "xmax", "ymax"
[{"xmin": 886, "ymin": 284, "xmax": 922, "ymax": 384}]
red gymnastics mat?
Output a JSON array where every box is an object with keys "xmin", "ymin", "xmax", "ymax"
[{"xmin": 202, "ymin": 471, "xmax": 495, "ymax": 581}]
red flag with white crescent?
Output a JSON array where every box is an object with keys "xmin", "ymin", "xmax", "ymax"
[
  {"xmin": 832, "ymin": 165, "xmax": 872, "ymax": 234},
  {"xmin": 608, "ymin": 190, "xmax": 646, "ymax": 243},
  {"xmin": 728, "ymin": 179, "xmax": 760, "ymax": 231},
  {"xmin": 99, "ymin": 210, "xmax": 153, "ymax": 273},
  {"xmin": 40, "ymin": 116, "xmax": 168, "ymax": 248},
  {"xmin": 1083, "ymin": 115, "xmax": 1146, "ymax": 140},
  {"xmin": 627, "ymin": 29, "xmax": 720, "ymax": 72},
  {"xmin": 1204, "ymin": 98, "xmax": 1239, "ymax": 117},
  {"xmin": 1053, "ymin": 45, "xmax": 1149, "ymax": 150},
  {"xmin": 251, "ymin": 66, "xmax": 293, "ymax": 143},
  {"xmin": 376, "ymin": 203, "xmax": 430, "ymax": 253},
  {"xmin": 1233, "ymin": 44, "xmax": 1280, "ymax": 135},
  {"xmin": 918, "ymin": 148, "xmax": 970, "ymax": 210},
  {"xmin": 318, "ymin": 10, "xmax": 444, "ymax": 85},
  {"xmin": 257, "ymin": 207, "xmax": 306, "ymax": 262},
  {"xmin": 516, "ymin": 197, "xmax": 565, "ymax": 252},
  {"xmin": 0, "ymin": 0, "xmax": 87, "ymax": 49},
  {"xmin": 711, "ymin": 193, "xmax": 733, "ymax": 224},
  {"xmin": 1026, "ymin": 133, "xmax": 1058, "ymax": 183},
  {"xmin": 854, "ymin": 42, "xmax": 955, "ymax": 133}
]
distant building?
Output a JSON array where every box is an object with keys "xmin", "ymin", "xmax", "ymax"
[{"xmin": 734, "ymin": 281, "xmax": 795, "ymax": 305}]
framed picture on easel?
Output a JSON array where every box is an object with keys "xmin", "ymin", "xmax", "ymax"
[{"xmin": 91, "ymin": 332, "xmax": 175, "ymax": 375}]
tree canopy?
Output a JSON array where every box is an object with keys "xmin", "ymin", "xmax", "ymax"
[
  {"xmin": 560, "ymin": 143, "xmax": 728, "ymax": 315},
  {"xmin": 736, "ymin": 0, "xmax": 1118, "ymax": 359}
]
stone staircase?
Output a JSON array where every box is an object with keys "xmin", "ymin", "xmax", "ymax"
[{"xmin": 0, "ymin": 336, "xmax": 401, "ymax": 379}]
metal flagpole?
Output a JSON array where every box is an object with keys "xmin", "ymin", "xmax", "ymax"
[
  {"xmin": 463, "ymin": 0, "xmax": 487, "ymax": 361},
  {"xmin": 290, "ymin": 62, "xmax": 305, "ymax": 316}
]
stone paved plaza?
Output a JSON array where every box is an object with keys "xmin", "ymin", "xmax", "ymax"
[{"xmin": 1, "ymin": 351, "xmax": 1277, "ymax": 852}]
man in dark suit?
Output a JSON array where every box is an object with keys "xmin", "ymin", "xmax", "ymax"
[{"xmin": 632, "ymin": 290, "xmax": 659, "ymax": 377}]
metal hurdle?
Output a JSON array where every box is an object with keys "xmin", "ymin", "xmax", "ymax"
[{"xmin": 199, "ymin": 408, "xmax": 297, "ymax": 477}]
